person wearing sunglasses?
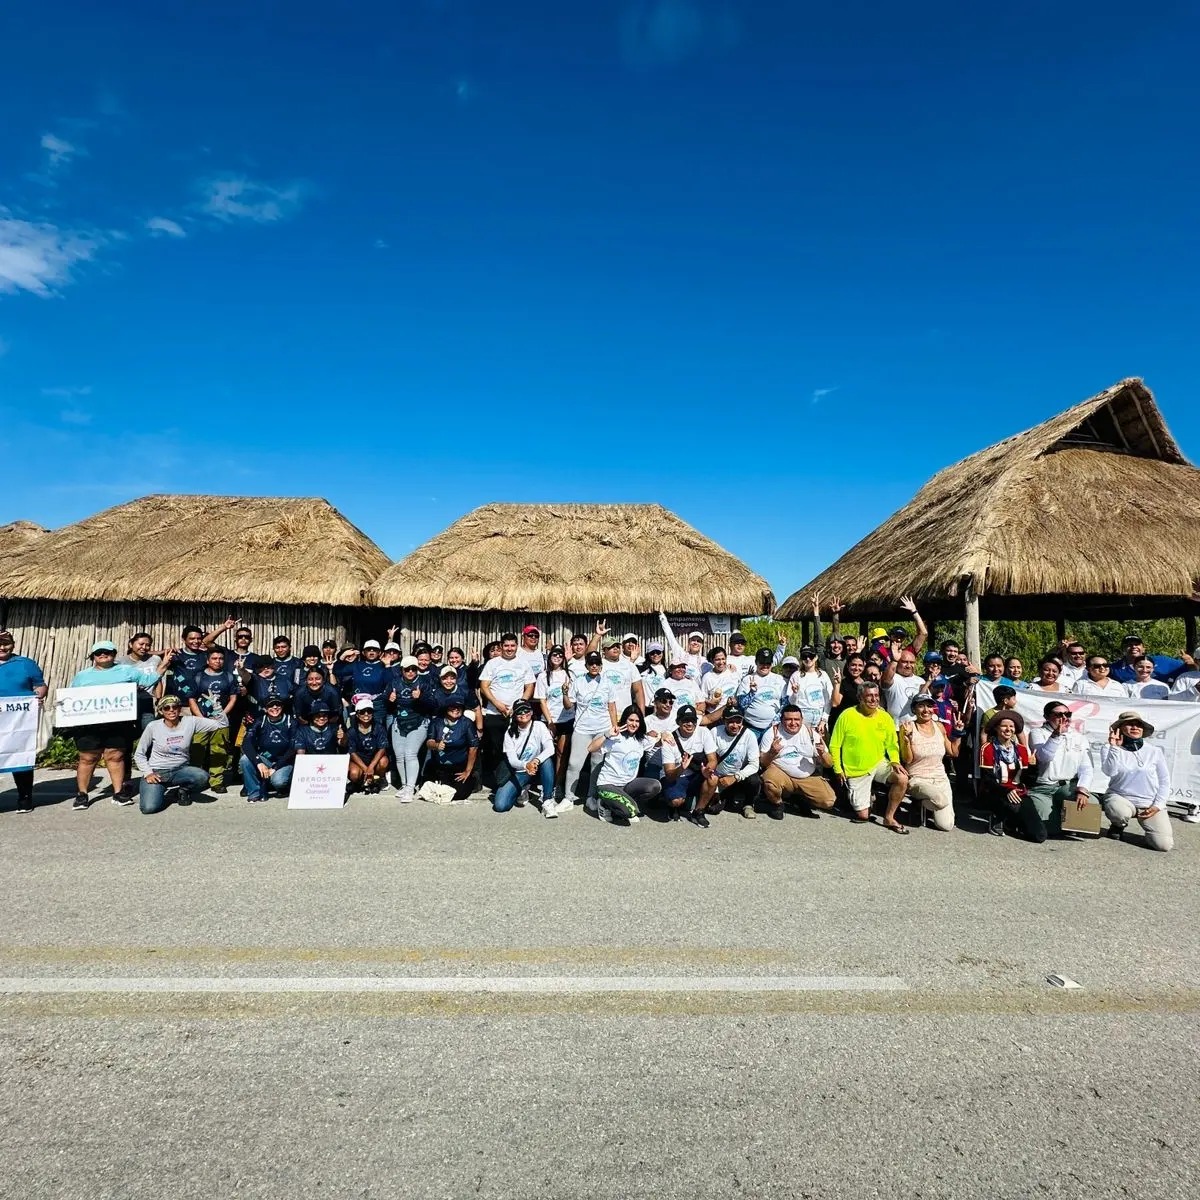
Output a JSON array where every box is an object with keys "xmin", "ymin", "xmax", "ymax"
[
  {"xmin": 1100, "ymin": 711, "xmax": 1173, "ymax": 851},
  {"xmin": 133, "ymin": 695, "xmax": 227, "ymax": 814},
  {"xmin": 1023, "ymin": 702, "xmax": 1093, "ymax": 842},
  {"xmin": 1071, "ymin": 656, "xmax": 1129, "ymax": 697},
  {"xmin": 1057, "ymin": 642, "xmax": 1089, "ymax": 688}
]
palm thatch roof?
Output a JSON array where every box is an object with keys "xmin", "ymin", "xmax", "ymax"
[
  {"xmin": 368, "ymin": 503, "xmax": 775, "ymax": 614},
  {"xmin": 0, "ymin": 521, "xmax": 49, "ymax": 554},
  {"xmin": 0, "ymin": 495, "xmax": 390, "ymax": 606},
  {"xmin": 777, "ymin": 378, "xmax": 1200, "ymax": 618}
]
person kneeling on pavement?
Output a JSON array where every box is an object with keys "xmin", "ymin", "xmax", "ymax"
[
  {"xmin": 588, "ymin": 706, "xmax": 662, "ymax": 825},
  {"xmin": 347, "ymin": 698, "xmax": 390, "ymax": 794},
  {"xmin": 292, "ymin": 702, "xmax": 346, "ymax": 757},
  {"xmin": 705, "ymin": 706, "xmax": 762, "ymax": 818},
  {"xmin": 423, "ymin": 699, "xmax": 479, "ymax": 802},
  {"xmin": 1100, "ymin": 710, "xmax": 1173, "ymax": 852},
  {"xmin": 134, "ymin": 696, "xmax": 229, "ymax": 815},
  {"xmin": 1023, "ymin": 701, "xmax": 1092, "ymax": 842},
  {"xmin": 494, "ymin": 700, "xmax": 556, "ymax": 814},
  {"xmin": 759, "ymin": 703, "xmax": 837, "ymax": 821},
  {"xmin": 660, "ymin": 705, "xmax": 718, "ymax": 827},
  {"xmin": 240, "ymin": 697, "xmax": 296, "ymax": 802}
]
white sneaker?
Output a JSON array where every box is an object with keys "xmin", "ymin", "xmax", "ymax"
[
  {"xmin": 542, "ymin": 798, "xmax": 558, "ymax": 819},
  {"xmin": 1181, "ymin": 806, "xmax": 1200, "ymax": 824},
  {"xmin": 629, "ymin": 814, "xmax": 641, "ymax": 824},
  {"xmin": 555, "ymin": 799, "xmax": 574, "ymax": 815},
  {"xmin": 398, "ymin": 786, "xmax": 415, "ymax": 804}
]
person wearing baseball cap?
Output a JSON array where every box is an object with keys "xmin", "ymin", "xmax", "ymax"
[
  {"xmin": 68, "ymin": 640, "xmax": 175, "ymax": 811},
  {"xmin": 347, "ymin": 697, "xmax": 390, "ymax": 794},
  {"xmin": 1110, "ymin": 634, "xmax": 1187, "ymax": 686},
  {"xmin": 656, "ymin": 611, "xmax": 705, "ymax": 682},
  {"xmin": 563, "ymin": 650, "xmax": 618, "ymax": 812},
  {"xmin": 133, "ymin": 695, "xmax": 230, "ymax": 814},
  {"xmin": 726, "ymin": 630, "xmax": 754, "ymax": 678},
  {"xmin": 643, "ymin": 687, "xmax": 678, "ymax": 779},
  {"xmin": 493, "ymin": 699, "xmax": 556, "ymax": 814},
  {"xmin": 388, "ymin": 654, "xmax": 430, "ymax": 802},
  {"xmin": 291, "ymin": 701, "xmax": 345, "ymax": 757},
  {"xmin": 620, "ymin": 632, "xmax": 644, "ymax": 671},
  {"xmin": 660, "ymin": 704, "xmax": 718, "ymax": 826},
  {"xmin": 517, "ymin": 625, "xmax": 547, "ymax": 682},
  {"xmin": 600, "ymin": 633, "xmax": 645, "ymax": 716},
  {"xmin": 247, "ymin": 653, "xmax": 295, "ymax": 721},
  {"xmin": 734, "ymin": 648, "xmax": 788, "ymax": 734},
  {"xmin": 709, "ymin": 706, "xmax": 762, "ymax": 818},
  {"xmin": 239, "ymin": 695, "xmax": 297, "ymax": 802},
  {"xmin": 638, "ymin": 640, "xmax": 667, "ymax": 696}
]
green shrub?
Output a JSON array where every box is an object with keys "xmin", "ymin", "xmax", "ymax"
[{"xmin": 37, "ymin": 735, "xmax": 80, "ymax": 769}]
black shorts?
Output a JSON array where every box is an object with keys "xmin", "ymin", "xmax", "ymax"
[
  {"xmin": 71, "ymin": 721, "xmax": 135, "ymax": 753},
  {"xmin": 554, "ymin": 719, "xmax": 574, "ymax": 739}
]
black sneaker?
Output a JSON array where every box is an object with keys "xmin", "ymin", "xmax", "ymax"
[
  {"xmin": 212, "ymin": 784, "xmax": 227, "ymax": 795},
  {"xmin": 117, "ymin": 781, "xmax": 138, "ymax": 801},
  {"xmin": 16, "ymin": 800, "xmax": 33, "ymax": 814},
  {"xmin": 708, "ymin": 797, "xmax": 723, "ymax": 815},
  {"xmin": 988, "ymin": 815, "xmax": 1005, "ymax": 837},
  {"xmin": 668, "ymin": 807, "xmax": 681, "ymax": 821},
  {"xmin": 767, "ymin": 805, "xmax": 784, "ymax": 821},
  {"xmin": 797, "ymin": 806, "xmax": 821, "ymax": 819},
  {"xmin": 687, "ymin": 811, "xmax": 711, "ymax": 829},
  {"xmin": 111, "ymin": 791, "xmax": 135, "ymax": 806},
  {"xmin": 72, "ymin": 792, "xmax": 90, "ymax": 811}
]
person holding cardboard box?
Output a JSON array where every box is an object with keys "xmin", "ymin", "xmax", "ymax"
[{"xmin": 1100, "ymin": 712, "xmax": 1173, "ymax": 852}]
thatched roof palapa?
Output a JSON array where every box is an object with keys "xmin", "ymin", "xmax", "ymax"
[
  {"xmin": 0, "ymin": 521, "xmax": 49, "ymax": 555},
  {"xmin": 0, "ymin": 495, "xmax": 390, "ymax": 607},
  {"xmin": 369, "ymin": 503, "xmax": 775, "ymax": 614},
  {"xmin": 777, "ymin": 378, "xmax": 1200, "ymax": 619}
]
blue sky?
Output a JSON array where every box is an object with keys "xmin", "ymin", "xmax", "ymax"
[{"xmin": 3, "ymin": 0, "xmax": 1198, "ymax": 606}]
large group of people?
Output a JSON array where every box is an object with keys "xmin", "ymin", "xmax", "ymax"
[{"xmin": 1, "ymin": 600, "xmax": 1197, "ymax": 852}]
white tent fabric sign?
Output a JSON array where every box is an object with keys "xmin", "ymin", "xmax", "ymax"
[
  {"xmin": 0, "ymin": 697, "xmax": 39, "ymax": 772},
  {"xmin": 288, "ymin": 754, "xmax": 349, "ymax": 809},
  {"xmin": 53, "ymin": 683, "xmax": 137, "ymax": 728},
  {"xmin": 977, "ymin": 682, "xmax": 1200, "ymax": 809}
]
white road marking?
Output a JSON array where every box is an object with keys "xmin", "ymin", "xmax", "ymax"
[{"xmin": 0, "ymin": 975, "xmax": 907, "ymax": 994}]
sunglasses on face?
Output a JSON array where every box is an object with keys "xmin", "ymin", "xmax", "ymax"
[
  {"xmin": 1050, "ymin": 711, "xmax": 1071, "ymax": 719},
  {"xmin": 1089, "ymin": 663, "xmax": 1109, "ymax": 670},
  {"xmin": 161, "ymin": 704, "xmax": 181, "ymax": 710}
]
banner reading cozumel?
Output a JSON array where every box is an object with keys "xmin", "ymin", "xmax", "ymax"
[
  {"xmin": 0, "ymin": 696, "xmax": 39, "ymax": 772},
  {"xmin": 54, "ymin": 683, "xmax": 138, "ymax": 729},
  {"xmin": 977, "ymin": 683, "xmax": 1200, "ymax": 809}
]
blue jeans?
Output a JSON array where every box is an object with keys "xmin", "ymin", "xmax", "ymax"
[
  {"xmin": 140, "ymin": 765, "xmax": 209, "ymax": 815},
  {"xmin": 493, "ymin": 758, "xmax": 556, "ymax": 812},
  {"xmin": 390, "ymin": 718, "xmax": 429, "ymax": 789},
  {"xmin": 239, "ymin": 755, "xmax": 293, "ymax": 800}
]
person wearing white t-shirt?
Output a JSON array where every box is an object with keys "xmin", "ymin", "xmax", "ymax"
[
  {"xmin": 515, "ymin": 624, "xmax": 547, "ymax": 682},
  {"xmin": 566, "ymin": 633, "xmax": 590, "ymax": 680},
  {"xmin": 536, "ymin": 644, "xmax": 574, "ymax": 802},
  {"xmin": 657, "ymin": 612, "xmax": 705, "ymax": 682},
  {"xmin": 787, "ymin": 646, "xmax": 833, "ymax": 733},
  {"xmin": 881, "ymin": 647, "xmax": 925, "ymax": 726},
  {"xmin": 587, "ymin": 707, "xmax": 663, "ymax": 824},
  {"xmin": 620, "ymin": 633, "xmax": 644, "ymax": 671},
  {"xmin": 1071, "ymin": 656, "xmax": 1130, "ymax": 698},
  {"xmin": 660, "ymin": 658, "xmax": 702, "ymax": 717},
  {"xmin": 599, "ymin": 636, "xmax": 645, "ymax": 713},
  {"xmin": 562, "ymin": 652, "xmax": 618, "ymax": 810},
  {"xmin": 660, "ymin": 705, "xmax": 718, "ymax": 825},
  {"xmin": 699, "ymin": 647, "xmax": 740, "ymax": 726},
  {"xmin": 759, "ymin": 704, "xmax": 837, "ymax": 820},
  {"xmin": 1058, "ymin": 642, "xmax": 1088, "ymax": 688},
  {"xmin": 639, "ymin": 641, "xmax": 668, "ymax": 696},
  {"xmin": 643, "ymin": 687, "xmax": 679, "ymax": 778},
  {"xmin": 707, "ymin": 707, "xmax": 762, "ymax": 818},
  {"xmin": 725, "ymin": 631, "xmax": 755, "ymax": 678},
  {"xmin": 1169, "ymin": 667, "xmax": 1200, "ymax": 703},
  {"xmin": 734, "ymin": 650, "xmax": 788, "ymax": 731},
  {"xmin": 478, "ymin": 634, "xmax": 536, "ymax": 792},
  {"xmin": 1126, "ymin": 657, "xmax": 1170, "ymax": 701}
]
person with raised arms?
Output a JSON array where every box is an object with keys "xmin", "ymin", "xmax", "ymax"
[{"xmin": 656, "ymin": 612, "xmax": 705, "ymax": 682}]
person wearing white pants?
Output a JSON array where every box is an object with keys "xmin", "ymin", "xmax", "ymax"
[
  {"xmin": 561, "ymin": 652, "xmax": 617, "ymax": 810},
  {"xmin": 1100, "ymin": 711, "xmax": 1173, "ymax": 852}
]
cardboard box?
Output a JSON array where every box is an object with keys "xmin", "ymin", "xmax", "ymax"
[{"xmin": 1062, "ymin": 798, "xmax": 1102, "ymax": 837}]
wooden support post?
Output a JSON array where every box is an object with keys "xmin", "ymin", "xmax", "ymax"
[
  {"xmin": 1186, "ymin": 611, "xmax": 1197, "ymax": 656},
  {"xmin": 1055, "ymin": 616, "xmax": 1066, "ymax": 644},
  {"xmin": 964, "ymin": 585, "xmax": 981, "ymax": 667}
]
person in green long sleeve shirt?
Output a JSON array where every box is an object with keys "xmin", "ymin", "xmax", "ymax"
[{"xmin": 826, "ymin": 682, "xmax": 909, "ymax": 832}]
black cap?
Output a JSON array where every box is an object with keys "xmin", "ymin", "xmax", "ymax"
[
  {"xmin": 723, "ymin": 707, "xmax": 744, "ymax": 722},
  {"xmin": 676, "ymin": 705, "xmax": 698, "ymax": 723},
  {"xmin": 584, "ymin": 651, "xmax": 602, "ymax": 665},
  {"xmin": 730, "ymin": 631, "xmax": 746, "ymax": 645},
  {"xmin": 799, "ymin": 645, "xmax": 816, "ymax": 657},
  {"xmin": 889, "ymin": 626, "xmax": 907, "ymax": 637},
  {"xmin": 1121, "ymin": 633, "xmax": 1143, "ymax": 645},
  {"xmin": 310, "ymin": 702, "xmax": 331, "ymax": 716},
  {"xmin": 512, "ymin": 699, "xmax": 533, "ymax": 716},
  {"xmin": 302, "ymin": 645, "xmax": 320, "ymax": 658},
  {"xmin": 653, "ymin": 687, "xmax": 676, "ymax": 702},
  {"xmin": 754, "ymin": 648, "xmax": 772, "ymax": 665}
]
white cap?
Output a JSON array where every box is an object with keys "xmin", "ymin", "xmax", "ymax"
[
  {"xmin": 354, "ymin": 698, "xmax": 375, "ymax": 712},
  {"xmin": 362, "ymin": 639, "xmax": 381, "ymax": 650},
  {"xmin": 621, "ymin": 632, "xmax": 639, "ymax": 643},
  {"xmin": 781, "ymin": 656, "xmax": 800, "ymax": 667},
  {"xmin": 669, "ymin": 656, "xmax": 688, "ymax": 668},
  {"xmin": 686, "ymin": 630, "xmax": 704, "ymax": 642},
  {"xmin": 400, "ymin": 655, "xmax": 419, "ymax": 668},
  {"xmin": 384, "ymin": 641, "xmax": 401, "ymax": 652}
]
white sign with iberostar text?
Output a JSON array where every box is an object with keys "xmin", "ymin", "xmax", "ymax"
[
  {"xmin": 288, "ymin": 754, "xmax": 349, "ymax": 809},
  {"xmin": 0, "ymin": 697, "xmax": 39, "ymax": 771},
  {"xmin": 54, "ymin": 683, "xmax": 137, "ymax": 728}
]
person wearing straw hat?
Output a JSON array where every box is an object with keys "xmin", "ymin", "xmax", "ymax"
[
  {"xmin": 133, "ymin": 695, "xmax": 229, "ymax": 815},
  {"xmin": 1100, "ymin": 711, "xmax": 1173, "ymax": 851},
  {"xmin": 68, "ymin": 640, "xmax": 174, "ymax": 811},
  {"xmin": 0, "ymin": 630, "xmax": 47, "ymax": 814}
]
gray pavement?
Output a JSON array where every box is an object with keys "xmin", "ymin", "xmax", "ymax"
[{"xmin": 2, "ymin": 769, "xmax": 1198, "ymax": 1197}]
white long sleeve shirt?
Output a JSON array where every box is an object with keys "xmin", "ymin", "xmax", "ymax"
[
  {"xmin": 1100, "ymin": 742, "xmax": 1169, "ymax": 806},
  {"xmin": 1071, "ymin": 677, "xmax": 1130, "ymax": 698},
  {"xmin": 657, "ymin": 613, "xmax": 704, "ymax": 682},
  {"xmin": 1028, "ymin": 725, "xmax": 1094, "ymax": 790},
  {"xmin": 502, "ymin": 722, "xmax": 556, "ymax": 773}
]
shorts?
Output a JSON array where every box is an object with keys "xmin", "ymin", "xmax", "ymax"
[
  {"xmin": 71, "ymin": 721, "xmax": 135, "ymax": 753},
  {"xmin": 845, "ymin": 761, "xmax": 897, "ymax": 811},
  {"xmin": 554, "ymin": 720, "xmax": 574, "ymax": 739},
  {"xmin": 663, "ymin": 770, "xmax": 703, "ymax": 803}
]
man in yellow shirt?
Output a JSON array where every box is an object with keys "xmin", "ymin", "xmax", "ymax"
[{"xmin": 827, "ymin": 682, "xmax": 909, "ymax": 832}]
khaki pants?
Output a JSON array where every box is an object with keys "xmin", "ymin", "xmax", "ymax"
[
  {"xmin": 762, "ymin": 766, "xmax": 836, "ymax": 811},
  {"xmin": 906, "ymin": 777, "xmax": 954, "ymax": 831},
  {"xmin": 1102, "ymin": 794, "xmax": 1174, "ymax": 852},
  {"xmin": 190, "ymin": 726, "xmax": 230, "ymax": 788}
]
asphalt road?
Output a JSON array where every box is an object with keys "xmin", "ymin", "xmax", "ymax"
[{"xmin": 2, "ymin": 771, "xmax": 1197, "ymax": 1198}]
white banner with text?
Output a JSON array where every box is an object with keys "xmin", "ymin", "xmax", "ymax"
[
  {"xmin": 54, "ymin": 683, "xmax": 138, "ymax": 729},
  {"xmin": 288, "ymin": 754, "xmax": 350, "ymax": 809},
  {"xmin": 0, "ymin": 696, "xmax": 39, "ymax": 772}
]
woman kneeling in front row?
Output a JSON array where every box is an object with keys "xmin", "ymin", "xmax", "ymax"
[{"xmin": 494, "ymin": 700, "xmax": 557, "ymax": 814}]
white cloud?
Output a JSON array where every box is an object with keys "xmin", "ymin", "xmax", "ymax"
[
  {"xmin": 60, "ymin": 407, "xmax": 92, "ymax": 425},
  {"xmin": 374, "ymin": 237, "xmax": 388, "ymax": 249},
  {"xmin": 0, "ymin": 213, "xmax": 105, "ymax": 297},
  {"xmin": 40, "ymin": 132, "xmax": 80, "ymax": 170},
  {"xmin": 810, "ymin": 387, "xmax": 838, "ymax": 406},
  {"xmin": 620, "ymin": 0, "xmax": 740, "ymax": 69},
  {"xmin": 145, "ymin": 216, "xmax": 187, "ymax": 238},
  {"xmin": 200, "ymin": 176, "xmax": 303, "ymax": 223},
  {"xmin": 41, "ymin": 385, "xmax": 93, "ymax": 398}
]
